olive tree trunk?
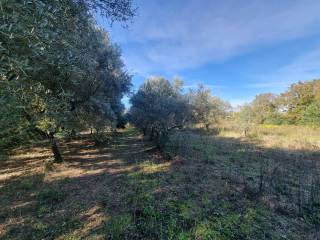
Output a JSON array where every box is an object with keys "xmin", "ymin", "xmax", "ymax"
[{"xmin": 48, "ymin": 132, "xmax": 63, "ymax": 163}]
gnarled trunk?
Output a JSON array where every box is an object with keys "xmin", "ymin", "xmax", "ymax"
[{"xmin": 48, "ymin": 132, "xmax": 63, "ymax": 163}]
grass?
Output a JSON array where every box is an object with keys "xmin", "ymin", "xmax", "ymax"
[
  {"xmin": 218, "ymin": 122, "xmax": 320, "ymax": 150},
  {"xmin": 0, "ymin": 126, "xmax": 319, "ymax": 239}
]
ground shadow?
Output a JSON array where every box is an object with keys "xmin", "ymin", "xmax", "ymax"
[{"xmin": 0, "ymin": 128, "xmax": 319, "ymax": 239}]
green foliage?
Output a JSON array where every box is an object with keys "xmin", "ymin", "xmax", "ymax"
[
  {"xmin": 300, "ymin": 101, "xmax": 320, "ymax": 126},
  {"xmin": 188, "ymin": 84, "xmax": 212, "ymax": 128},
  {"xmin": 235, "ymin": 80, "xmax": 320, "ymax": 127},
  {"xmin": 79, "ymin": 0, "xmax": 135, "ymax": 24},
  {"xmin": 19, "ymin": 177, "xmax": 38, "ymax": 190},
  {"xmin": 263, "ymin": 112, "xmax": 285, "ymax": 125},
  {"xmin": 37, "ymin": 188, "xmax": 66, "ymax": 205},
  {"xmin": 129, "ymin": 78, "xmax": 231, "ymax": 149},
  {"xmin": 250, "ymin": 93, "xmax": 279, "ymax": 124},
  {"xmin": 303, "ymin": 202, "xmax": 320, "ymax": 226},
  {"xmin": 188, "ymin": 84, "xmax": 231, "ymax": 129},
  {"xmin": 0, "ymin": 0, "xmax": 134, "ymax": 156},
  {"xmin": 103, "ymin": 191, "xmax": 290, "ymax": 240},
  {"xmin": 280, "ymin": 80, "xmax": 320, "ymax": 123},
  {"xmin": 129, "ymin": 77, "xmax": 192, "ymax": 149},
  {"xmin": 104, "ymin": 214, "xmax": 133, "ymax": 239},
  {"xmin": 234, "ymin": 104, "xmax": 255, "ymax": 135},
  {"xmin": 192, "ymin": 207, "xmax": 269, "ymax": 240}
]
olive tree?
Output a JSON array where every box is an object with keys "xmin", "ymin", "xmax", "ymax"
[
  {"xmin": 129, "ymin": 77, "xmax": 191, "ymax": 149},
  {"xmin": 188, "ymin": 84, "xmax": 231, "ymax": 129},
  {"xmin": 235, "ymin": 104, "xmax": 255, "ymax": 136},
  {"xmin": 0, "ymin": 0, "xmax": 134, "ymax": 161}
]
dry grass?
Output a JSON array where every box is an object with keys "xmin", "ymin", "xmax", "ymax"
[
  {"xmin": 0, "ymin": 129, "xmax": 163, "ymax": 239},
  {"xmin": 0, "ymin": 126, "xmax": 319, "ymax": 239},
  {"xmin": 218, "ymin": 122, "xmax": 320, "ymax": 151}
]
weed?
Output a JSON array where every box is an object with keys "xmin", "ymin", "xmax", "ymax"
[
  {"xmin": 104, "ymin": 214, "xmax": 133, "ymax": 239},
  {"xmin": 44, "ymin": 158, "xmax": 55, "ymax": 171},
  {"xmin": 37, "ymin": 188, "xmax": 66, "ymax": 205},
  {"xmin": 19, "ymin": 178, "xmax": 37, "ymax": 190},
  {"xmin": 37, "ymin": 205, "xmax": 51, "ymax": 217}
]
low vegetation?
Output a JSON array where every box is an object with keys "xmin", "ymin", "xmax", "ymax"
[{"xmin": 1, "ymin": 126, "xmax": 319, "ymax": 239}]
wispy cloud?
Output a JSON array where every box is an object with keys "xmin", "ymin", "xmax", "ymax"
[
  {"xmin": 109, "ymin": 0, "xmax": 320, "ymax": 73},
  {"xmin": 247, "ymin": 46, "xmax": 320, "ymax": 91}
]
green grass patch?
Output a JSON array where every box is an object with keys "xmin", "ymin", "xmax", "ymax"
[{"xmin": 37, "ymin": 188, "xmax": 66, "ymax": 205}]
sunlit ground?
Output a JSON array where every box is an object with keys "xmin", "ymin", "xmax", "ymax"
[{"xmin": 0, "ymin": 126, "xmax": 319, "ymax": 239}]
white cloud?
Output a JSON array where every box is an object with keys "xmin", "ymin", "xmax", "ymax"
[
  {"xmin": 108, "ymin": 0, "xmax": 320, "ymax": 73},
  {"xmin": 247, "ymin": 46, "xmax": 320, "ymax": 91}
]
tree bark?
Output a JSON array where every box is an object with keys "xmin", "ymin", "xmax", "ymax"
[{"xmin": 48, "ymin": 132, "xmax": 63, "ymax": 163}]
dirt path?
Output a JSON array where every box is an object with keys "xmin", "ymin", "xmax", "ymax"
[{"xmin": 0, "ymin": 128, "xmax": 167, "ymax": 239}]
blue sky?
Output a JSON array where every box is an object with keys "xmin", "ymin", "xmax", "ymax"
[{"xmin": 96, "ymin": 0, "xmax": 320, "ymax": 107}]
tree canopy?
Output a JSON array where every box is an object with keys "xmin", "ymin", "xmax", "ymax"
[
  {"xmin": 236, "ymin": 79, "xmax": 320, "ymax": 127},
  {"xmin": 188, "ymin": 84, "xmax": 231, "ymax": 129},
  {"xmin": 0, "ymin": 0, "xmax": 135, "ymax": 160},
  {"xmin": 129, "ymin": 77, "xmax": 232, "ymax": 149},
  {"xmin": 129, "ymin": 77, "xmax": 192, "ymax": 149}
]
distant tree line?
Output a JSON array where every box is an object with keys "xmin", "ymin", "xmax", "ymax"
[
  {"xmin": 128, "ymin": 77, "xmax": 231, "ymax": 149},
  {"xmin": 129, "ymin": 78, "xmax": 320, "ymax": 148},
  {"xmin": 0, "ymin": 0, "xmax": 135, "ymax": 161},
  {"xmin": 236, "ymin": 79, "xmax": 320, "ymax": 128}
]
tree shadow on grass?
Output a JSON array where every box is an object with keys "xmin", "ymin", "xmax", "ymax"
[
  {"xmin": 0, "ymin": 129, "xmax": 319, "ymax": 239},
  {"xmin": 0, "ymin": 129, "xmax": 162, "ymax": 239}
]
